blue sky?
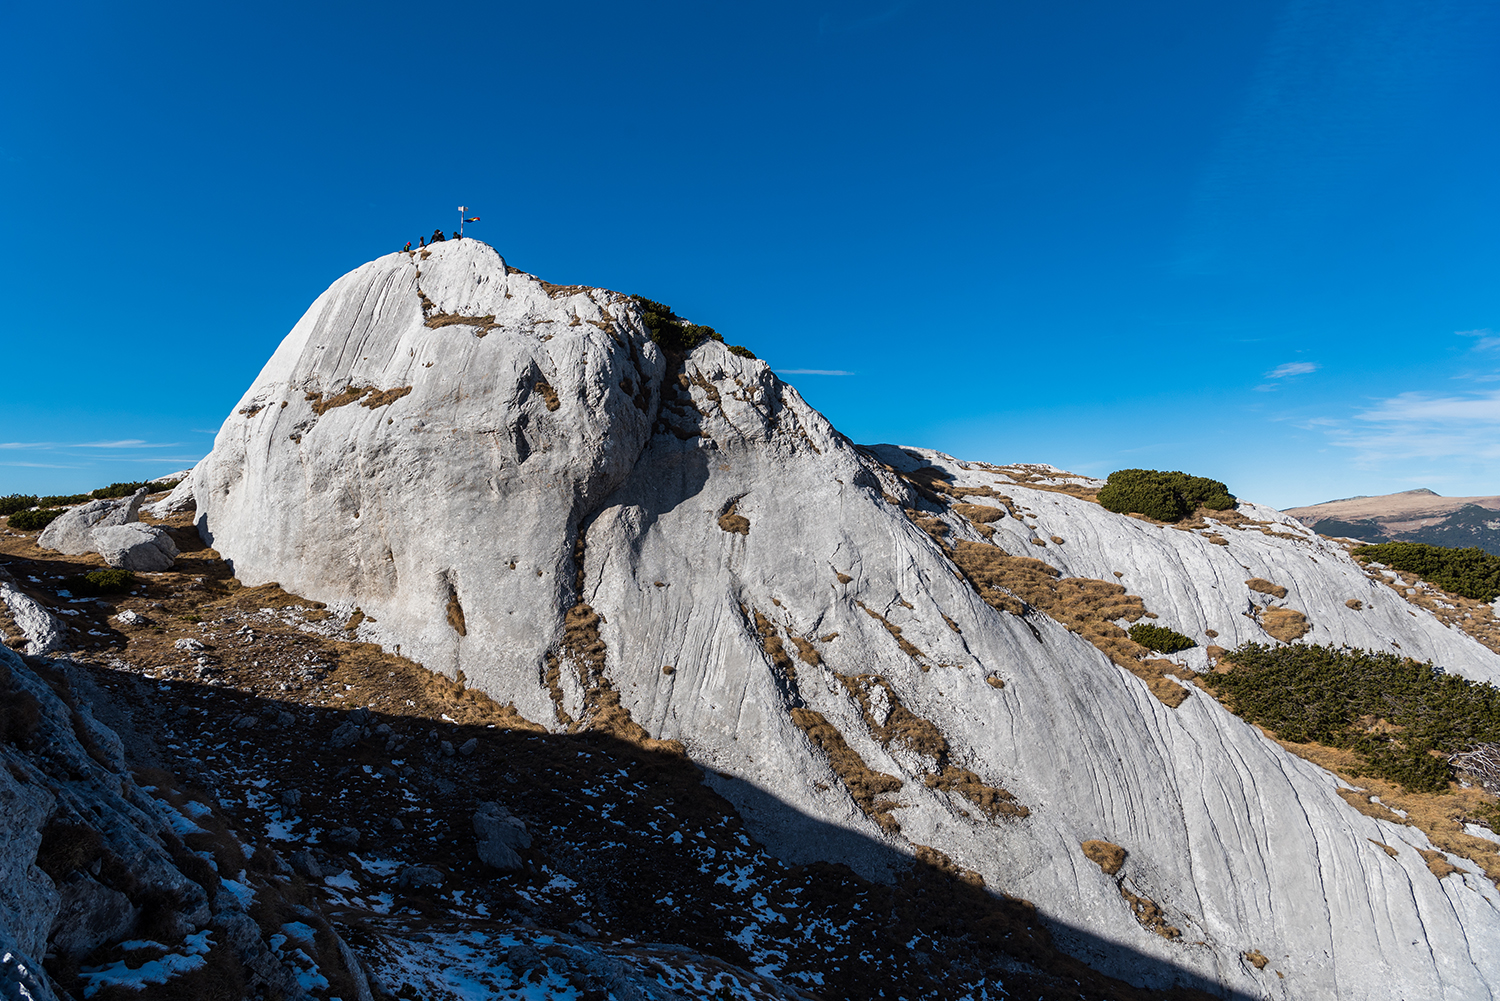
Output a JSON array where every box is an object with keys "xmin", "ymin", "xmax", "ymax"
[{"xmin": 2, "ymin": 0, "xmax": 1497, "ymax": 508}]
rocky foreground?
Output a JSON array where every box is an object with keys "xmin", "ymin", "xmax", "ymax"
[{"xmin": 6, "ymin": 239, "xmax": 1500, "ymax": 1000}]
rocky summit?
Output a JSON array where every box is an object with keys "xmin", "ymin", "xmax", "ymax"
[{"xmin": 5, "ymin": 240, "xmax": 1500, "ymax": 1001}]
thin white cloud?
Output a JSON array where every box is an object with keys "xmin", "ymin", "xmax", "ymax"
[
  {"xmin": 778, "ymin": 369, "xmax": 855, "ymax": 376},
  {"xmin": 0, "ymin": 442, "xmax": 52, "ymax": 450},
  {"xmin": 1265, "ymin": 361, "xmax": 1319, "ymax": 379},
  {"xmin": 68, "ymin": 440, "xmax": 182, "ymax": 449},
  {"xmin": 1457, "ymin": 328, "xmax": 1500, "ymax": 351},
  {"xmin": 1323, "ymin": 389, "xmax": 1500, "ymax": 465}
]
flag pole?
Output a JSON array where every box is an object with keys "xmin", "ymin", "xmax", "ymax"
[{"xmin": 458, "ymin": 206, "xmax": 466, "ymax": 238}]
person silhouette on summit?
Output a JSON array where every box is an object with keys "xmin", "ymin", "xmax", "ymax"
[
  {"xmin": 431, "ymin": 229, "xmax": 445, "ymax": 243},
  {"xmin": 452, "ymin": 231, "xmax": 460, "ymax": 240}
]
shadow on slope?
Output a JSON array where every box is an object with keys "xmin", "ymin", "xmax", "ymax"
[{"xmin": 74, "ymin": 659, "xmax": 1255, "ymax": 1001}]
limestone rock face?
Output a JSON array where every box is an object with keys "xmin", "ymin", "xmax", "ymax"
[
  {"xmin": 92, "ymin": 523, "xmax": 178, "ymax": 571},
  {"xmin": 146, "ymin": 468, "xmax": 197, "ymax": 518},
  {"xmin": 37, "ymin": 490, "xmax": 147, "ymax": 556},
  {"xmin": 197, "ymin": 240, "xmax": 659, "ymax": 697},
  {"xmin": 196, "ymin": 241, "xmax": 1500, "ymax": 1000}
]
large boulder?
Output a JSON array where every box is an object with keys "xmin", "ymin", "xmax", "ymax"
[
  {"xmin": 91, "ymin": 524, "xmax": 178, "ymax": 571},
  {"xmin": 473, "ymin": 802, "xmax": 529, "ymax": 871},
  {"xmin": 37, "ymin": 490, "xmax": 148, "ymax": 556}
]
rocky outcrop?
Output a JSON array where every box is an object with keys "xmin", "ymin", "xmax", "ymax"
[
  {"xmin": 37, "ymin": 490, "xmax": 148, "ymax": 555},
  {"xmin": 92, "ymin": 523, "xmax": 179, "ymax": 571},
  {"xmin": 36, "ymin": 488, "xmax": 177, "ymax": 570},
  {"xmin": 474, "ymin": 801, "xmax": 530, "ymax": 870},
  {"xmin": 0, "ymin": 646, "xmax": 353, "ymax": 1001},
  {"xmin": 195, "ymin": 240, "xmax": 1500, "ymax": 999},
  {"xmin": 0, "ymin": 569, "xmax": 64, "ymax": 656}
]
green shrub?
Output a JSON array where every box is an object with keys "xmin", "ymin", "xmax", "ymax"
[
  {"xmin": 1097, "ymin": 468, "xmax": 1235, "ymax": 522},
  {"xmin": 0, "ymin": 495, "xmax": 38, "ymax": 516},
  {"xmin": 1128, "ymin": 622, "xmax": 1196, "ymax": 654},
  {"xmin": 631, "ymin": 297, "xmax": 727, "ymax": 353},
  {"xmin": 1203, "ymin": 642, "xmax": 1500, "ymax": 793},
  {"xmin": 64, "ymin": 569, "xmax": 137, "ymax": 595},
  {"xmin": 38, "ymin": 494, "xmax": 89, "ymax": 507},
  {"xmin": 1352, "ymin": 541, "xmax": 1500, "ymax": 603},
  {"xmin": 727, "ymin": 344, "xmax": 757, "ymax": 360},
  {"xmin": 7, "ymin": 508, "xmax": 63, "ymax": 531},
  {"xmin": 90, "ymin": 479, "xmax": 177, "ymax": 499}
]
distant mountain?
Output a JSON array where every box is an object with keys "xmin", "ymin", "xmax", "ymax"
[{"xmin": 1285, "ymin": 489, "xmax": 1500, "ymax": 555}]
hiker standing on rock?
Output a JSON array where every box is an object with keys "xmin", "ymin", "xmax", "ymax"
[{"xmin": 431, "ymin": 228, "xmax": 445, "ymax": 243}]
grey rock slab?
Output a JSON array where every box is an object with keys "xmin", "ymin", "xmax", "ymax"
[
  {"xmin": 37, "ymin": 490, "xmax": 147, "ymax": 555},
  {"xmin": 145, "ymin": 466, "xmax": 197, "ymax": 518},
  {"xmin": 474, "ymin": 801, "xmax": 529, "ymax": 870},
  {"xmin": 0, "ymin": 579, "xmax": 64, "ymax": 656},
  {"xmin": 328, "ymin": 826, "xmax": 360, "ymax": 848},
  {"xmin": 92, "ymin": 523, "xmax": 178, "ymax": 571},
  {"xmin": 194, "ymin": 241, "xmax": 1500, "ymax": 1000},
  {"xmin": 327, "ymin": 721, "xmax": 361, "ymax": 749},
  {"xmin": 394, "ymin": 865, "xmax": 443, "ymax": 888},
  {"xmin": 48, "ymin": 876, "xmax": 138, "ymax": 959}
]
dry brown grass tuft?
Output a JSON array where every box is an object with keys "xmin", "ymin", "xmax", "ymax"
[
  {"xmin": 1120, "ymin": 882, "xmax": 1181, "ymax": 939},
  {"xmin": 926, "ymin": 765, "xmax": 1029, "ymax": 819},
  {"xmin": 835, "ymin": 571, "xmax": 853, "ymax": 584},
  {"xmin": 1244, "ymin": 950, "xmax": 1269, "ymax": 970},
  {"xmin": 1246, "ymin": 578, "xmax": 1288, "ymax": 599},
  {"xmin": 855, "ymin": 601, "xmax": 926, "ymax": 664},
  {"xmin": 362, "ymin": 385, "xmax": 412, "ymax": 409},
  {"xmin": 912, "ymin": 844, "xmax": 984, "ymax": 886},
  {"xmin": 534, "ymin": 381, "xmax": 561, "ymax": 412},
  {"xmin": 718, "ymin": 499, "xmax": 750, "ymax": 536},
  {"xmin": 1370, "ymin": 839, "xmax": 1399, "ymax": 858},
  {"xmin": 789, "ymin": 707, "xmax": 903, "ymax": 832},
  {"xmin": 1419, "ymin": 849, "xmax": 1460, "ymax": 878},
  {"xmin": 1260, "ymin": 607, "xmax": 1310, "ymax": 642},
  {"xmin": 953, "ymin": 503, "xmax": 1004, "ymax": 525},
  {"xmin": 424, "ymin": 312, "xmax": 501, "ymax": 336},
  {"xmin": 1081, "ymin": 839, "xmax": 1126, "ymax": 876},
  {"xmin": 840, "ymin": 674, "xmax": 947, "ymax": 760},
  {"xmin": 1346, "ymin": 598, "xmax": 1364, "ymax": 610},
  {"xmin": 446, "ymin": 593, "xmax": 466, "ymax": 636},
  {"xmin": 946, "ymin": 541, "xmax": 1197, "ymax": 708},
  {"xmin": 753, "ymin": 610, "xmax": 796, "ymax": 683},
  {"xmin": 838, "ymin": 673, "xmax": 1028, "ymax": 819},
  {"xmin": 790, "ymin": 636, "xmax": 821, "ymax": 667},
  {"xmin": 305, "ymin": 385, "xmax": 412, "ymax": 415}
]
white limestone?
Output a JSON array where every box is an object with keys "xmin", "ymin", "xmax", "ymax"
[
  {"xmin": 92, "ymin": 523, "xmax": 178, "ymax": 571},
  {"xmin": 194, "ymin": 239, "xmax": 1500, "ymax": 999}
]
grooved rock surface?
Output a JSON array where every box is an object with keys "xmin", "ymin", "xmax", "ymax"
[{"xmin": 196, "ymin": 240, "xmax": 1500, "ymax": 1000}]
